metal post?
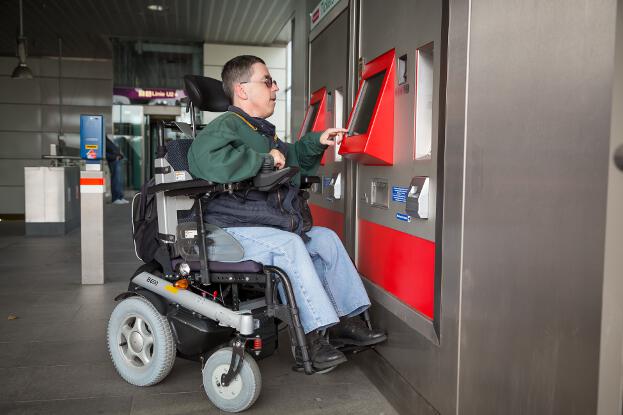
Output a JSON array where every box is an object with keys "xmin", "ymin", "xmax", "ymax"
[
  {"xmin": 80, "ymin": 166, "xmax": 105, "ymax": 284},
  {"xmin": 79, "ymin": 114, "xmax": 105, "ymax": 284}
]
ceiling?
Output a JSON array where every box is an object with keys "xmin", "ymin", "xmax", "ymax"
[{"xmin": 0, "ymin": 0, "xmax": 296, "ymax": 59}]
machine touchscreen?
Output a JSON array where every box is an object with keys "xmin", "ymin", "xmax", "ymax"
[
  {"xmin": 300, "ymin": 101, "xmax": 320, "ymax": 136},
  {"xmin": 348, "ymin": 70, "xmax": 386, "ymax": 136}
]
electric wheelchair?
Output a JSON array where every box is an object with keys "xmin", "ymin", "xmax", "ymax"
[{"xmin": 107, "ymin": 75, "xmax": 336, "ymax": 412}]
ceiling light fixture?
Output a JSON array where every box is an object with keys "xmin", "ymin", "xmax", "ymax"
[
  {"xmin": 11, "ymin": 0, "xmax": 33, "ymax": 79},
  {"xmin": 147, "ymin": 4, "xmax": 165, "ymax": 11}
]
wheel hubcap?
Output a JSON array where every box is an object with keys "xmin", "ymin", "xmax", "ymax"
[
  {"xmin": 118, "ymin": 315, "xmax": 154, "ymax": 367},
  {"xmin": 129, "ymin": 331, "xmax": 144, "ymax": 353},
  {"xmin": 212, "ymin": 364, "xmax": 243, "ymax": 400}
]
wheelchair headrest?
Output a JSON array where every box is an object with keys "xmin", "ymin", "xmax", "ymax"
[
  {"xmin": 166, "ymin": 139, "xmax": 193, "ymax": 173},
  {"xmin": 183, "ymin": 75, "xmax": 230, "ymax": 112}
]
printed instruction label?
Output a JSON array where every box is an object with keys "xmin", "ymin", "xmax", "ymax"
[
  {"xmin": 175, "ymin": 171, "xmax": 186, "ymax": 181},
  {"xmin": 392, "ymin": 186, "xmax": 409, "ymax": 203}
]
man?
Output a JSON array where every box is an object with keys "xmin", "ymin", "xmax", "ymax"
[
  {"xmin": 188, "ymin": 55, "xmax": 385, "ymax": 371},
  {"xmin": 106, "ymin": 136, "xmax": 128, "ymax": 204}
]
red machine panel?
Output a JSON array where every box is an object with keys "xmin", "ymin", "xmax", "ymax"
[
  {"xmin": 339, "ymin": 49, "xmax": 395, "ymax": 165},
  {"xmin": 309, "ymin": 203, "xmax": 344, "ymax": 240},
  {"xmin": 298, "ymin": 87, "xmax": 329, "ymax": 165},
  {"xmin": 357, "ymin": 219, "xmax": 435, "ymax": 319}
]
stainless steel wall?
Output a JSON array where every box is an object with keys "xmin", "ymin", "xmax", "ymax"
[
  {"xmin": 598, "ymin": 2, "xmax": 623, "ymax": 414},
  {"xmin": 457, "ymin": 0, "xmax": 617, "ymax": 413},
  {"xmin": 0, "ymin": 57, "xmax": 112, "ymax": 214}
]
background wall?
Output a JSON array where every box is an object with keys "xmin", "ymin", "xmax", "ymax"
[
  {"xmin": 0, "ymin": 56, "xmax": 112, "ymax": 215},
  {"xmin": 202, "ymin": 43, "xmax": 287, "ymax": 140}
]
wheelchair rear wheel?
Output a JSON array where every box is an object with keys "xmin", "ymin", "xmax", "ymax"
[
  {"xmin": 202, "ymin": 347, "xmax": 262, "ymax": 413},
  {"xmin": 107, "ymin": 296, "xmax": 176, "ymax": 386}
]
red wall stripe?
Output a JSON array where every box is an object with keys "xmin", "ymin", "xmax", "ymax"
[
  {"xmin": 80, "ymin": 178, "xmax": 104, "ymax": 186},
  {"xmin": 357, "ymin": 219, "xmax": 435, "ymax": 319},
  {"xmin": 309, "ymin": 203, "xmax": 344, "ymax": 241}
]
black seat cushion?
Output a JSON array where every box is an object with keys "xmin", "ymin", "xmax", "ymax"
[
  {"xmin": 171, "ymin": 258, "xmax": 264, "ymax": 273},
  {"xmin": 184, "ymin": 75, "xmax": 230, "ymax": 112},
  {"xmin": 166, "ymin": 139, "xmax": 193, "ymax": 173}
]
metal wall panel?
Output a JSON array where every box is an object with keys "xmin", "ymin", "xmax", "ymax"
[
  {"xmin": 0, "ymin": 104, "xmax": 43, "ymax": 132},
  {"xmin": 457, "ymin": 1, "xmax": 616, "ymax": 413},
  {"xmin": 0, "ymin": 186, "xmax": 26, "ymax": 214},
  {"xmin": 598, "ymin": 3, "xmax": 623, "ymax": 414},
  {"xmin": 0, "ymin": 132, "xmax": 43, "ymax": 159},
  {"xmin": 39, "ymin": 58, "xmax": 113, "ymax": 79},
  {"xmin": 38, "ymin": 79, "xmax": 113, "ymax": 107},
  {"xmin": 0, "ymin": 78, "xmax": 42, "ymax": 104}
]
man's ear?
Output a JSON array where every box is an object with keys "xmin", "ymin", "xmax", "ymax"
[{"xmin": 233, "ymin": 83, "xmax": 247, "ymax": 101}]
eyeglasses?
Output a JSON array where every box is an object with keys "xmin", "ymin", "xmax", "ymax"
[{"xmin": 240, "ymin": 77, "xmax": 277, "ymax": 88}]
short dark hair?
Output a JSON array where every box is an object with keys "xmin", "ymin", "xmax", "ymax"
[{"xmin": 221, "ymin": 55, "xmax": 266, "ymax": 100}]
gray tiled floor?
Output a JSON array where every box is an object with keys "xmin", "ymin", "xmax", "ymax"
[{"xmin": 0, "ymin": 205, "xmax": 397, "ymax": 415}]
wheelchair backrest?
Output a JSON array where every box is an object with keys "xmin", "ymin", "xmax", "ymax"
[
  {"xmin": 165, "ymin": 139, "xmax": 193, "ymax": 172},
  {"xmin": 183, "ymin": 75, "xmax": 230, "ymax": 112}
]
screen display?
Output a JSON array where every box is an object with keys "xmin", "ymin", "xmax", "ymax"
[
  {"xmin": 348, "ymin": 70, "xmax": 386, "ymax": 136},
  {"xmin": 300, "ymin": 101, "xmax": 320, "ymax": 136}
]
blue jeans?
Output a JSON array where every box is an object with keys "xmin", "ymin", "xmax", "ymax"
[
  {"xmin": 109, "ymin": 159, "xmax": 124, "ymax": 201},
  {"xmin": 224, "ymin": 226, "xmax": 371, "ymax": 334}
]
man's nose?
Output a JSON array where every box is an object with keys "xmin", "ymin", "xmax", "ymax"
[{"xmin": 272, "ymin": 82, "xmax": 279, "ymax": 92}]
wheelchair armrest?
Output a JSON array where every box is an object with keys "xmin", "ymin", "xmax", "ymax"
[
  {"xmin": 300, "ymin": 175, "xmax": 320, "ymax": 190},
  {"xmin": 149, "ymin": 179, "xmax": 251, "ymax": 198},
  {"xmin": 253, "ymin": 166, "xmax": 299, "ymax": 192}
]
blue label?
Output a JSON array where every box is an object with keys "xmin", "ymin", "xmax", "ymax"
[
  {"xmin": 396, "ymin": 213, "xmax": 412, "ymax": 222},
  {"xmin": 392, "ymin": 186, "xmax": 409, "ymax": 203},
  {"xmin": 322, "ymin": 177, "xmax": 332, "ymax": 188}
]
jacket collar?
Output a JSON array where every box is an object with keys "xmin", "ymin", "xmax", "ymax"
[{"xmin": 228, "ymin": 105, "xmax": 276, "ymax": 139}]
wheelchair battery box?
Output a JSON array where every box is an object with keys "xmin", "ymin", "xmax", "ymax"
[{"xmin": 249, "ymin": 306, "xmax": 278, "ymax": 360}]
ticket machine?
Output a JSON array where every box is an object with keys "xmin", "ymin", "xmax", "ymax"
[
  {"xmin": 304, "ymin": 8, "xmax": 351, "ymax": 243},
  {"xmin": 306, "ymin": 0, "xmax": 448, "ymax": 413}
]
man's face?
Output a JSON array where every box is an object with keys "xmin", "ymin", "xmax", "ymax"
[{"xmin": 240, "ymin": 63, "xmax": 279, "ymax": 118}]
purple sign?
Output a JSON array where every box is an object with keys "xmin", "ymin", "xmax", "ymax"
[{"xmin": 113, "ymin": 87, "xmax": 186, "ymax": 102}]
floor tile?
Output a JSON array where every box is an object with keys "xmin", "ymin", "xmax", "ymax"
[{"xmin": 0, "ymin": 396, "xmax": 132, "ymax": 415}]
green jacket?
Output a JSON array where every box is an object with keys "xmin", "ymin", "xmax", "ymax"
[{"xmin": 188, "ymin": 112, "xmax": 325, "ymax": 187}]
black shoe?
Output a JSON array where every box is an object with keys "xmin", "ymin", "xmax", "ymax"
[
  {"xmin": 328, "ymin": 317, "xmax": 387, "ymax": 347},
  {"xmin": 295, "ymin": 332, "xmax": 347, "ymax": 371}
]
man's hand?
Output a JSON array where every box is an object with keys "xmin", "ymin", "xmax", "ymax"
[
  {"xmin": 269, "ymin": 149, "xmax": 286, "ymax": 169},
  {"xmin": 319, "ymin": 128, "xmax": 348, "ymax": 146}
]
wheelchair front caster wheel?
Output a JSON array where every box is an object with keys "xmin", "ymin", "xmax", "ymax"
[
  {"xmin": 107, "ymin": 296, "xmax": 176, "ymax": 386},
  {"xmin": 202, "ymin": 347, "xmax": 262, "ymax": 413}
]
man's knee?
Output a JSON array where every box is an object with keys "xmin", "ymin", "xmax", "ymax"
[
  {"xmin": 310, "ymin": 226, "xmax": 339, "ymax": 241},
  {"xmin": 277, "ymin": 231, "xmax": 307, "ymax": 251}
]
